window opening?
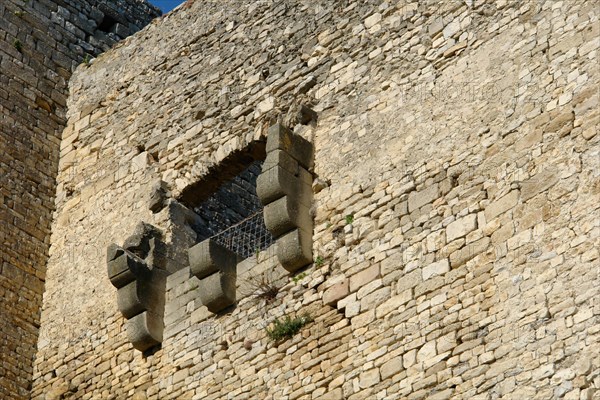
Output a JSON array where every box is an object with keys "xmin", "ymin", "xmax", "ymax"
[{"xmin": 190, "ymin": 160, "xmax": 274, "ymax": 260}]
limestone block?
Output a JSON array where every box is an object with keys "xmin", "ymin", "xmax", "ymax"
[
  {"xmin": 417, "ymin": 341, "xmax": 437, "ymax": 364},
  {"xmin": 189, "ymin": 239, "xmax": 237, "ymax": 280},
  {"xmin": 265, "ymin": 123, "xmax": 314, "ymax": 169},
  {"xmin": 380, "ymin": 358, "xmax": 403, "ymax": 380},
  {"xmin": 521, "ymin": 168, "xmax": 559, "ymax": 201},
  {"xmin": 148, "ymin": 179, "xmax": 169, "ymax": 213},
  {"xmin": 126, "ymin": 311, "xmax": 163, "ymax": 352},
  {"xmin": 277, "ymin": 228, "xmax": 313, "ymax": 272},
  {"xmin": 122, "ymin": 222, "xmax": 167, "ymax": 270},
  {"xmin": 323, "ymin": 280, "xmax": 349, "ymax": 306},
  {"xmin": 408, "ymin": 184, "xmax": 439, "ymax": 212},
  {"xmin": 117, "ymin": 278, "xmax": 164, "ymax": 319},
  {"xmin": 107, "ymin": 252, "xmax": 149, "ymax": 289},
  {"xmin": 422, "ymin": 259, "xmax": 449, "ymax": 280},
  {"xmin": 263, "ymin": 149, "xmax": 299, "ymax": 174},
  {"xmin": 484, "ymin": 190, "xmax": 519, "ymax": 221},
  {"xmin": 349, "ymin": 263, "xmax": 380, "ymax": 292},
  {"xmin": 449, "ymin": 237, "xmax": 491, "ymax": 267},
  {"xmin": 106, "ymin": 223, "xmax": 167, "ymax": 352},
  {"xmin": 446, "ymin": 214, "xmax": 477, "ymax": 242},
  {"xmin": 198, "ymin": 267, "xmax": 236, "ymax": 313},
  {"xmin": 117, "ymin": 281, "xmax": 147, "ymax": 319},
  {"xmin": 256, "ymin": 165, "xmax": 312, "ymax": 206},
  {"xmin": 263, "ymin": 195, "xmax": 313, "ymax": 238}
]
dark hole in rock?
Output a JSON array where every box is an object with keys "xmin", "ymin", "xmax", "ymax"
[{"xmin": 98, "ymin": 14, "xmax": 117, "ymax": 33}]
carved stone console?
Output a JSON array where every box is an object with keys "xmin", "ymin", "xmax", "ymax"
[
  {"xmin": 188, "ymin": 239, "xmax": 238, "ymax": 313},
  {"xmin": 186, "ymin": 123, "xmax": 314, "ymax": 314},
  {"xmin": 107, "ymin": 223, "xmax": 168, "ymax": 351},
  {"xmin": 257, "ymin": 123, "xmax": 314, "ymax": 272}
]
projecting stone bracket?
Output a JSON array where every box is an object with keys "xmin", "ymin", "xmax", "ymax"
[
  {"xmin": 258, "ymin": 123, "xmax": 314, "ymax": 272},
  {"xmin": 107, "ymin": 222, "xmax": 168, "ymax": 352},
  {"xmin": 185, "ymin": 123, "xmax": 313, "ymax": 314},
  {"xmin": 188, "ymin": 239, "xmax": 237, "ymax": 313}
]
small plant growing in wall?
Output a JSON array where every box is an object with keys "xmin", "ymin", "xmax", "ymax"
[
  {"xmin": 254, "ymin": 247, "xmax": 261, "ymax": 261},
  {"xmin": 13, "ymin": 40, "xmax": 23, "ymax": 53},
  {"xmin": 265, "ymin": 313, "xmax": 313, "ymax": 342},
  {"xmin": 345, "ymin": 214, "xmax": 354, "ymax": 225},
  {"xmin": 291, "ymin": 272, "xmax": 307, "ymax": 284},
  {"xmin": 82, "ymin": 54, "xmax": 92, "ymax": 66},
  {"xmin": 240, "ymin": 272, "xmax": 280, "ymax": 303},
  {"xmin": 314, "ymin": 256, "xmax": 324, "ymax": 267},
  {"xmin": 14, "ymin": 10, "xmax": 26, "ymax": 17}
]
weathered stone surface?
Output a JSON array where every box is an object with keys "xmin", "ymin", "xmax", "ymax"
[
  {"xmin": 197, "ymin": 269, "xmax": 236, "ymax": 313},
  {"xmin": 30, "ymin": 1, "xmax": 600, "ymax": 399},
  {"xmin": 349, "ymin": 263, "xmax": 380, "ymax": 292},
  {"xmin": 277, "ymin": 228, "xmax": 313, "ymax": 272},
  {"xmin": 256, "ymin": 165, "xmax": 312, "ymax": 206},
  {"xmin": 0, "ymin": 0, "xmax": 160, "ymax": 388},
  {"xmin": 446, "ymin": 214, "xmax": 477, "ymax": 242},
  {"xmin": 188, "ymin": 239, "xmax": 238, "ymax": 280},
  {"xmin": 485, "ymin": 190, "xmax": 520, "ymax": 221},
  {"xmin": 422, "ymin": 259, "xmax": 450, "ymax": 280},
  {"xmin": 263, "ymin": 149, "xmax": 299, "ymax": 174},
  {"xmin": 521, "ymin": 168, "xmax": 560, "ymax": 201},
  {"xmin": 408, "ymin": 184, "xmax": 439, "ymax": 212},
  {"xmin": 263, "ymin": 195, "xmax": 313, "ymax": 238},
  {"xmin": 265, "ymin": 123, "xmax": 314, "ymax": 170},
  {"xmin": 107, "ymin": 253, "xmax": 148, "ymax": 289},
  {"xmin": 323, "ymin": 280, "xmax": 349, "ymax": 306},
  {"xmin": 117, "ymin": 281, "xmax": 148, "ymax": 319},
  {"xmin": 449, "ymin": 237, "xmax": 491, "ymax": 267},
  {"xmin": 380, "ymin": 358, "xmax": 403, "ymax": 380},
  {"xmin": 126, "ymin": 311, "xmax": 163, "ymax": 352}
]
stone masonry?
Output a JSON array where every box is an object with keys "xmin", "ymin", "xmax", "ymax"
[
  {"xmin": 3, "ymin": 0, "xmax": 598, "ymax": 399},
  {"xmin": 0, "ymin": 1, "xmax": 160, "ymax": 398}
]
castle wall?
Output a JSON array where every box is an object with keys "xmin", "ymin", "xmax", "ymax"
[
  {"xmin": 33, "ymin": 0, "xmax": 599, "ymax": 399},
  {"xmin": 0, "ymin": 1, "xmax": 160, "ymax": 398}
]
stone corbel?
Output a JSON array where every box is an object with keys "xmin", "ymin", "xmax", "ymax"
[
  {"xmin": 257, "ymin": 123, "xmax": 314, "ymax": 272},
  {"xmin": 188, "ymin": 239, "xmax": 238, "ymax": 313},
  {"xmin": 107, "ymin": 223, "xmax": 168, "ymax": 351}
]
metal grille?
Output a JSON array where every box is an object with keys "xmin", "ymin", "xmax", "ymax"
[{"xmin": 210, "ymin": 211, "xmax": 274, "ymax": 259}]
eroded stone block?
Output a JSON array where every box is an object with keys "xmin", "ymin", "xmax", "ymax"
[
  {"xmin": 198, "ymin": 268, "xmax": 236, "ymax": 313},
  {"xmin": 265, "ymin": 123, "xmax": 314, "ymax": 169},
  {"xmin": 126, "ymin": 311, "xmax": 163, "ymax": 352},
  {"xmin": 263, "ymin": 149, "xmax": 299, "ymax": 174},
  {"xmin": 189, "ymin": 239, "xmax": 238, "ymax": 280},
  {"xmin": 263, "ymin": 195, "xmax": 313, "ymax": 238},
  {"xmin": 277, "ymin": 228, "xmax": 313, "ymax": 272},
  {"xmin": 106, "ymin": 223, "xmax": 167, "ymax": 352},
  {"xmin": 117, "ymin": 278, "xmax": 164, "ymax": 320},
  {"xmin": 256, "ymin": 165, "xmax": 312, "ymax": 206},
  {"xmin": 107, "ymin": 252, "xmax": 149, "ymax": 289}
]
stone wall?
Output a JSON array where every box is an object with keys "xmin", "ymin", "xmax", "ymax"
[
  {"xmin": 33, "ymin": 0, "xmax": 599, "ymax": 399},
  {"xmin": 0, "ymin": 1, "xmax": 159, "ymax": 398}
]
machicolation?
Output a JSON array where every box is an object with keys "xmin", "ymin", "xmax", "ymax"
[{"xmin": 1, "ymin": 0, "xmax": 599, "ymax": 399}]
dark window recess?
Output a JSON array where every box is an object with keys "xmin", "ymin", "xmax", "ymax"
[
  {"xmin": 98, "ymin": 15, "xmax": 118, "ymax": 33},
  {"xmin": 191, "ymin": 161, "xmax": 274, "ymax": 259}
]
